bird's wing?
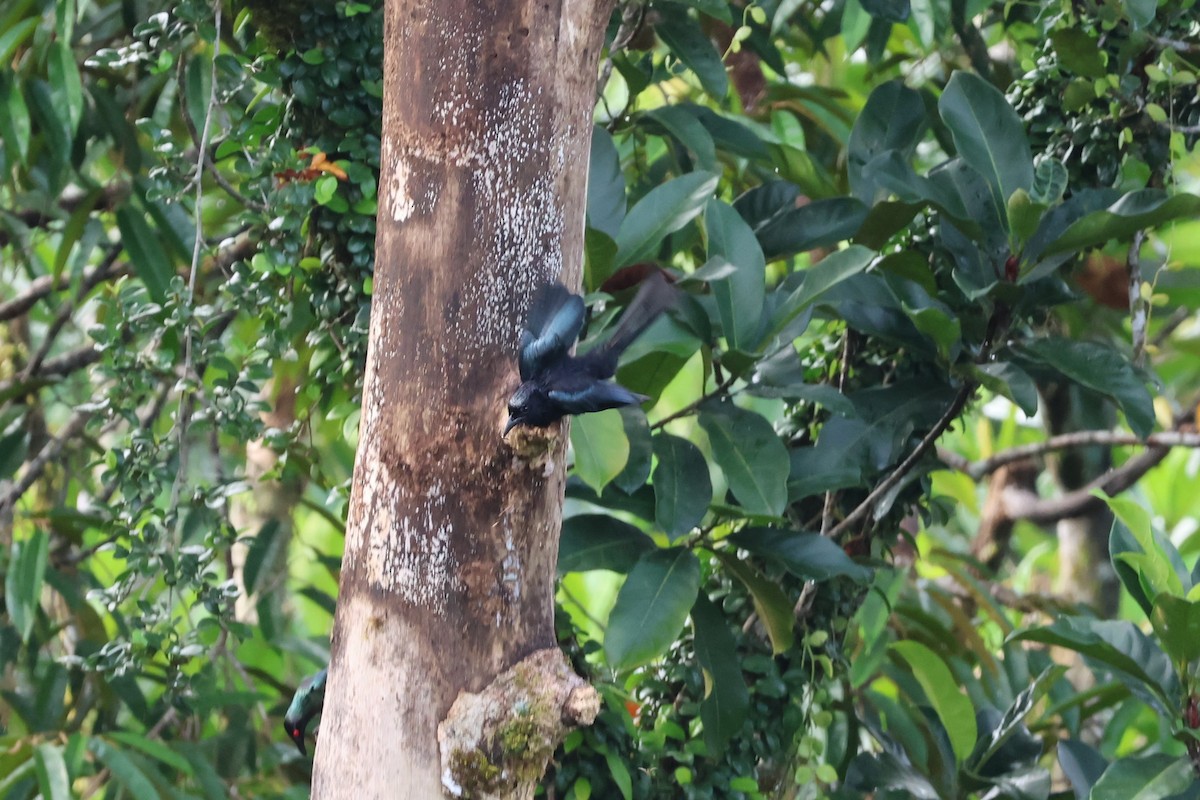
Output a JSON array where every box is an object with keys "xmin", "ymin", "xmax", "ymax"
[
  {"xmin": 582, "ymin": 271, "xmax": 675, "ymax": 376},
  {"xmin": 547, "ymin": 381, "xmax": 648, "ymax": 414},
  {"xmin": 519, "ymin": 283, "xmax": 586, "ymax": 379}
]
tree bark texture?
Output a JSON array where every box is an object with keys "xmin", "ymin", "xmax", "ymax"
[{"xmin": 311, "ymin": 1, "xmax": 612, "ymax": 797}]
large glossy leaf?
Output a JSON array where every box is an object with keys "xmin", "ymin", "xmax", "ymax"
[
  {"xmin": 727, "ymin": 528, "xmax": 874, "ymax": 582},
  {"xmin": 559, "ymin": 515, "xmax": 654, "ymax": 575},
  {"xmin": 755, "ymin": 197, "xmax": 870, "ymax": 262},
  {"xmin": 1150, "ymin": 595, "xmax": 1200, "ymax": 665},
  {"xmin": 655, "ymin": 5, "xmax": 729, "ymax": 98},
  {"xmin": 848, "ymin": 81, "xmax": 928, "ymax": 203},
  {"xmin": 33, "ymin": 743, "xmax": 70, "ymax": 800},
  {"xmin": 698, "ymin": 402, "xmax": 788, "ymax": 516},
  {"xmin": 613, "ymin": 171, "xmax": 718, "ymax": 269},
  {"xmin": 89, "ymin": 739, "xmax": 160, "ymax": 800},
  {"xmin": 767, "ymin": 245, "xmax": 875, "ymax": 340},
  {"xmin": 645, "ymin": 106, "xmax": 717, "ymax": 173},
  {"xmin": 1042, "ymin": 191, "xmax": 1200, "ymax": 257},
  {"xmin": 570, "ymin": 409, "xmax": 630, "ymax": 495},
  {"xmin": 612, "ymin": 406, "xmax": 652, "ymax": 494},
  {"xmin": 587, "ymin": 126, "xmax": 625, "ymax": 239},
  {"xmin": 937, "ymin": 71, "xmax": 1033, "ymax": 226},
  {"xmin": 1058, "ymin": 739, "xmax": 1108, "ymax": 799},
  {"xmin": 715, "ymin": 551, "xmax": 795, "ymax": 653},
  {"xmin": 890, "ymin": 640, "xmax": 977, "ymax": 764},
  {"xmin": 691, "ymin": 593, "xmax": 750, "ymax": 756},
  {"xmin": 115, "ymin": 206, "xmax": 173, "ymax": 303},
  {"xmin": 6, "ymin": 530, "xmax": 48, "ymax": 642},
  {"xmin": 48, "ymin": 41, "xmax": 83, "ymax": 137},
  {"xmin": 705, "ymin": 198, "xmax": 767, "ymax": 350},
  {"xmin": 652, "ymin": 433, "xmax": 712, "ymax": 539},
  {"xmin": 1008, "ymin": 617, "xmax": 1178, "ymax": 714},
  {"xmin": 1090, "ymin": 754, "xmax": 1194, "ymax": 800},
  {"xmin": 0, "ymin": 73, "xmax": 31, "ymax": 164},
  {"xmin": 605, "ymin": 548, "xmax": 702, "ymax": 670},
  {"xmin": 1014, "ymin": 339, "xmax": 1154, "ymax": 438}
]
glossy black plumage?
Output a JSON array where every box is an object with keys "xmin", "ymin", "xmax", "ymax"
[
  {"xmin": 283, "ymin": 667, "xmax": 327, "ymax": 756},
  {"xmin": 505, "ymin": 273, "xmax": 674, "ymax": 434}
]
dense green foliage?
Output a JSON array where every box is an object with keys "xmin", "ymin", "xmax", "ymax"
[{"xmin": 2, "ymin": 0, "xmax": 1199, "ymax": 798}]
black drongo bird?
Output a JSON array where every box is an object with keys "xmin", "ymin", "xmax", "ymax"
[
  {"xmin": 283, "ymin": 667, "xmax": 327, "ymax": 756},
  {"xmin": 505, "ymin": 272, "xmax": 674, "ymax": 434}
]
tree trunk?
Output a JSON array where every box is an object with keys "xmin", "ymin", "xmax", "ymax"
[{"xmin": 311, "ymin": 1, "xmax": 611, "ymax": 797}]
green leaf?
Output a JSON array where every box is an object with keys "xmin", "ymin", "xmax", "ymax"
[
  {"xmin": 7, "ymin": 531, "xmax": 49, "ymax": 642},
  {"xmin": 705, "ymin": 199, "xmax": 766, "ymax": 350},
  {"xmin": 1091, "ymin": 754, "xmax": 1194, "ymax": 800},
  {"xmin": 89, "ymin": 739, "xmax": 161, "ymax": 800},
  {"xmin": 1058, "ymin": 740, "xmax": 1108, "ymax": 798},
  {"xmin": 0, "ymin": 17, "xmax": 37, "ymax": 67},
  {"xmin": 890, "ymin": 640, "xmax": 977, "ymax": 764},
  {"xmin": 755, "ymin": 197, "xmax": 870, "ymax": 262},
  {"xmin": 613, "ymin": 406, "xmax": 653, "ymax": 494},
  {"xmin": 768, "ymin": 245, "xmax": 875, "ymax": 341},
  {"xmin": 1050, "ymin": 29, "xmax": 1106, "ymax": 78},
  {"xmin": 1150, "ymin": 595, "xmax": 1200, "ymax": 665},
  {"xmin": 652, "ymin": 433, "xmax": 712, "ymax": 539},
  {"xmin": 656, "ymin": 6, "xmax": 729, "ymax": 98},
  {"xmin": 1120, "ymin": 0, "xmax": 1156, "ymax": 29},
  {"xmin": 715, "ymin": 552, "xmax": 795, "ymax": 653},
  {"xmin": 585, "ymin": 227, "xmax": 618, "ymax": 289},
  {"xmin": 0, "ymin": 73, "xmax": 31, "ymax": 163},
  {"xmin": 186, "ymin": 52, "xmax": 213, "ymax": 140},
  {"xmin": 108, "ymin": 731, "xmax": 194, "ymax": 775},
  {"xmin": 646, "ymin": 106, "xmax": 717, "ymax": 173},
  {"xmin": 1006, "ymin": 189, "xmax": 1046, "ymax": 249},
  {"xmin": 848, "ymin": 80, "xmax": 928, "ymax": 203},
  {"xmin": 571, "ymin": 409, "xmax": 630, "ymax": 495},
  {"xmin": 587, "ymin": 126, "xmax": 625, "ymax": 239},
  {"xmin": 614, "ymin": 171, "xmax": 718, "ymax": 268},
  {"xmin": 938, "ymin": 71, "xmax": 1033, "ymax": 227},
  {"xmin": 1015, "ymin": 339, "xmax": 1154, "ymax": 438},
  {"xmin": 559, "ymin": 515, "xmax": 654, "ymax": 574},
  {"xmin": 1043, "ymin": 191, "xmax": 1200, "ymax": 257},
  {"xmin": 33, "ymin": 743, "xmax": 70, "ymax": 800},
  {"xmin": 605, "ymin": 548, "xmax": 702, "ymax": 670},
  {"xmin": 1007, "ymin": 617, "xmax": 1177, "ymax": 714},
  {"xmin": 1029, "ymin": 158, "xmax": 1068, "ymax": 205},
  {"xmin": 969, "ymin": 362, "xmax": 1038, "ymax": 416},
  {"xmin": 115, "ymin": 207, "xmax": 173, "ymax": 302},
  {"xmin": 698, "ymin": 402, "xmax": 788, "ymax": 516},
  {"xmin": 691, "ymin": 593, "xmax": 750, "ymax": 756},
  {"xmin": 48, "ymin": 42, "xmax": 83, "ymax": 136},
  {"xmin": 604, "ymin": 748, "xmax": 634, "ymax": 800},
  {"xmin": 728, "ymin": 527, "xmax": 874, "ymax": 582}
]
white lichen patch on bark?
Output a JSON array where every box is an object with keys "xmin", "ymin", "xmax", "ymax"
[{"xmin": 344, "ymin": 359, "xmax": 458, "ymax": 613}]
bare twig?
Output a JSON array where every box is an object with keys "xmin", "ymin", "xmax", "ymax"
[
  {"xmin": 649, "ymin": 373, "xmax": 738, "ymax": 431},
  {"xmin": 821, "ymin": 330, "xmax": 854, "ymax": 536},
  {"xmin": 952, "ymin": 430, "xmax": 1200, "ymax": 480},
  {"xmin": 0, "ymin": 260, "xmax": 129, "ymax": 323},
  {"xmin": 20, "ymin": 246, "xmax": 123, "ymax": 379},
  {"xmin": 0, "ymin": 409, "xmax": 93, "ymax": 515},
  {"xmin": 0, "ymin": 345, "xmax": 100, "ymax": 400},
  {"xmin": 829, "ymin": 382, "xmax": 975, "ymax": 539},
  {"xmin": 999, "ymin": 446, "xmax": 1171, "ymax": 524}
]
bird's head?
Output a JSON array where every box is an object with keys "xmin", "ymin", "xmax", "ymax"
[
  {"xmin": 505, "ymin": 382, "xmax": 545, "ymax": 434},
  {"xmin": 283, "ymin": 710, "xmax": 311, "ymax": 756}
]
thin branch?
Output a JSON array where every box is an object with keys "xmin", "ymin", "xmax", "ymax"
[
  {"xmin": 829, "ymin": 381, "xmax": 975, "ymax": 539},
  {"xmin": 649, "ymin": 373, "xmax": 737, "ymax": 431},
  {"xmin": 0, "ymin": 409, "xmax": 93, "ymax": 515},
  {"xmin": 0, "ymin": 345, "xmax": 100, "ymax": 400},
  {"xmin": 1000, "ymin": 446, "xmax": 1171, "ymax": 524},
  {"xmin": 954, "ymin": 430, "xmax": 1200, "ymax": 480},
  {"xmin": 0, "ymin": 260, "xmax": 128, "ymax": 323},
  {"xmin": 1148, "ymin": 33, "xmax": 1200, "ymax": 54}
]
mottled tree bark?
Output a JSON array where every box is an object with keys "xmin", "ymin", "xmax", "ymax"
[{"xmin": 311, "ymin": 1, "xmax": 612, "ymax": 797}]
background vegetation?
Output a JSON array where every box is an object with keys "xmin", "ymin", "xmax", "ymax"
[{"xmin": 2, "ymin": 0, "xmax": 1199, "ymax": 797}]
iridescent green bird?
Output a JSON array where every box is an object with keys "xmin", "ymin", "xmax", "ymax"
[{"xmin": 283, "ymin": 667, "xmax": 327, "ymax": 756}]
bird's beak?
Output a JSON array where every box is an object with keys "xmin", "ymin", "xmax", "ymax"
[{"xmin": 503, "ymin": 417, "xmax": 519, "ymax": 436}]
